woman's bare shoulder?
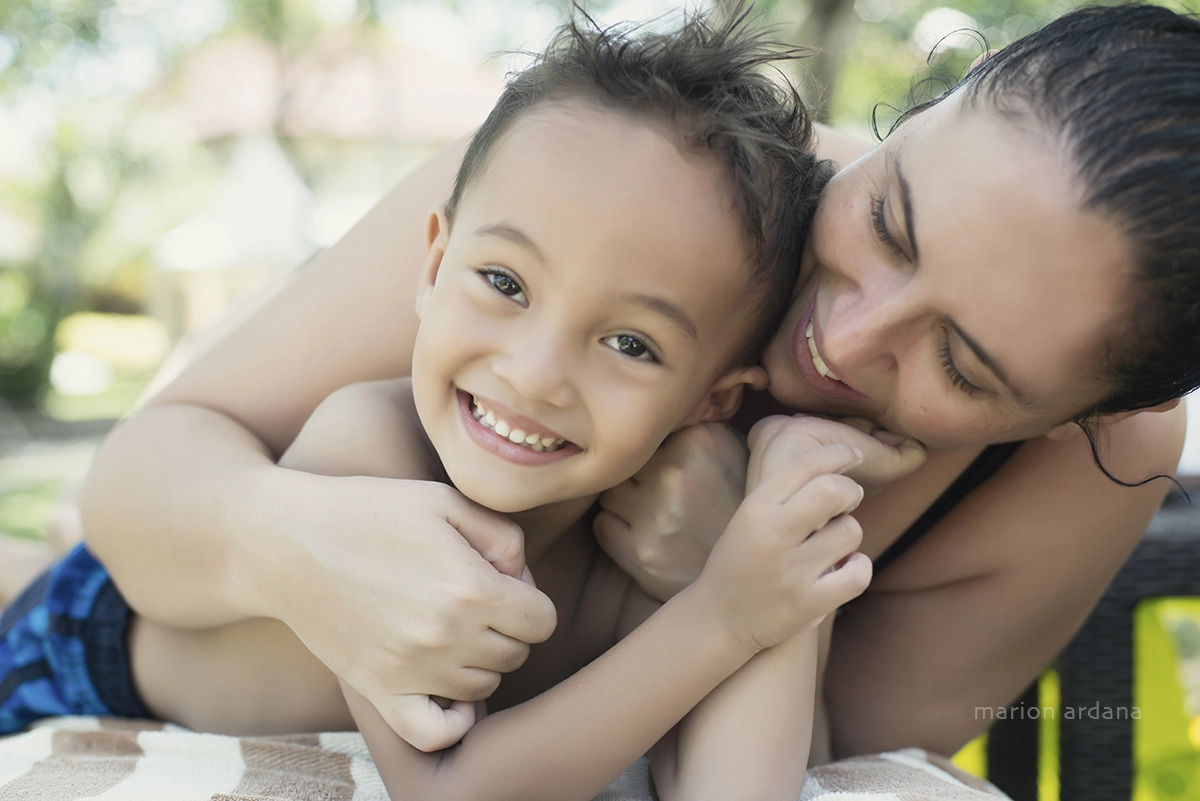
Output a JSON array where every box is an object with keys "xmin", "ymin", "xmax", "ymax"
[{"xmin": 871, "ymin": 403, "xmax": 1186, "ymax": 593}]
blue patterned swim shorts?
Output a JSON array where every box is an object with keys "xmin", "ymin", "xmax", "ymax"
[{"xmin": 0, "ymin": 543, "xmax": 151, "ymax": 734}]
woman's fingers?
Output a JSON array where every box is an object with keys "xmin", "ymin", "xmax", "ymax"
[
  {"xmin": 382, "ymin": 694, "xmax": 477, "ymax": 752},
  {"xmin": 440, "ymin": 488, "xmax": 530, "ymax": 580},
  {"xmin": 438, "ymin": 487, "xmax": 559, "ymax": 647},
  {"xmin": 478, "ymin": 566, "xmax": 559, "ymax": 646}
]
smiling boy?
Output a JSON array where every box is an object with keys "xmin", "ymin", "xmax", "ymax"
[{"xmin": 0, "ymin": 9, "xmax": 869, "ymax": 801}]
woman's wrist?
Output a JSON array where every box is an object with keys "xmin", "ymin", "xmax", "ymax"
[{"xmin": 221, "ymin": 460, "xmax": 307, "ymax": 621}]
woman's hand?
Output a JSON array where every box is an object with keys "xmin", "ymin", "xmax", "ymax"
[
  {"xmin": 251, "ymin": 472, "xmax": 558, "ymax": 750},
  {"xmin": 595, "ymin": 422, "xmax": 748, "ymax": 602},
  {"xmin": 595, "ymin": 417, "xmax": 925, "ymax": 602}
]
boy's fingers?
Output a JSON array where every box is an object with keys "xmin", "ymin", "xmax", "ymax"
[
  {"xmin": 752, "ymin": 444, "xmax": 862, "ymax": 505},
  {"xmin": 813, "ymin": 551, "xmax": 873, "ymax": 604},
  {"xmin": 795, "ymin": 513, "xmax": 863, "ymax": 566},
  {"xmin": 769, "ymin": 470, "xmax": 864, "ymax": 529}
]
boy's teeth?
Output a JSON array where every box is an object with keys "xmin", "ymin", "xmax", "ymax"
[
  {"xmin": 470, "ymin": 396, "xmax": 567, "ymax": 452},
  {"xmin": 805, "ymin": 320, "xmax": 840, "ymax": 381}
]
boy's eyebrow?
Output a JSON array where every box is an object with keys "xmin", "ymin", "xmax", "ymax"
[
  {"xmin": 475, "ymin": 223, "xmax": 545, "ymax": 261},
  {"xmin": 624, "ymin": 293, "xmax": 698, "ymax": 341}
]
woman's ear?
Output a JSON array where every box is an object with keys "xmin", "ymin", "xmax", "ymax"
[
  {"xmin": 678, "ymin": 365, "xmax": 769, "ymax": 428},
  {"xmin": 416, "ymin": 203, "xmax": 451, "ymax": 320},
  {"xmin": 1044, "ymin": 397, "xmax": 1184, "ymax": 442}
]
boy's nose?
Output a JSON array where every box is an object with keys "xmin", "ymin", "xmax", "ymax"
[{"xmin": 492, "ymin": 334, "xmax": 578, "ymax": 409}]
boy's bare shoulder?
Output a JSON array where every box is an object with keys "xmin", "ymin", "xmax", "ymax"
[{"xmin": 280, "ymin": 378, "xmax": 441, "ymax": 481}]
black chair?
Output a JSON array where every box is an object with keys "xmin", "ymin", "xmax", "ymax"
[{"xmin": 987, "ymin": 498, "xmax": 1200, "ymax": 801}]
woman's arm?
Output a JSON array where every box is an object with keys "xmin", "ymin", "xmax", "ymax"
[
  {"xmin": 825, "ymin": 405, "xmax": 1186, "ymax": 756},
  {"xmin": 80, "ymin": 137, "xmax": 558, "ymax": 735}
]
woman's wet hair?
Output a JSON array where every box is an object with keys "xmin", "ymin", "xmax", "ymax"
[
  {"xmin": 893, "ymin": 4, "xmax": 1200, "ymax": 486},
  {"xmin": 448, "ymin": 4, "xmax": 834, "ymax": 366}
]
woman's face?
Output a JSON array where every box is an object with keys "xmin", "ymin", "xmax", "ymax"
[{"xmin": 762, "ymin": 92, "xmax": 1132, "ymax": 451}]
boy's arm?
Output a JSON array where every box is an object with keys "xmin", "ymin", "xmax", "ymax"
[
  {"xmin": 650, "ymin": 631, "xmax": 821, "ymax": 801},
  {"xmin": 346, "ymin": 442, "xmax": 869, "ymax": 801},
  {"xmin": 344, "ymin": 585, "xmax": 757, "ymax": 801},
  {"xmin": 617, "ymin": 584, "xmax": 820, "ymax": 801}
]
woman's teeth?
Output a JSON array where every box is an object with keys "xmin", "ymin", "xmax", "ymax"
[
  {"xmin": 471, "ymin": 398, "xmax": 567, "ymax": 452},
  {"xmin": 806, "ymin": 321, "xmax": 840, "ymax": 381}
]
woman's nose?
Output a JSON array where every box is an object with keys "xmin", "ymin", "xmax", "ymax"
[
  {"xmin": 492, "ymin": 326, "xmax": 578, "ymax": 408},
  {"xmin": 822, "ymin": 284, "xmax": 913, "ymax": 375}
]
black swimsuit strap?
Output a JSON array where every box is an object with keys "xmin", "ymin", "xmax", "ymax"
[{"xmin": 872, "ymin": 440, "xmax": 1024, "ymax": 574}]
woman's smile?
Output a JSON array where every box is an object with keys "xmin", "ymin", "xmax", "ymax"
[{"xmin": 790, "ymin": 292, "xmax": 870, "ymax": 403}]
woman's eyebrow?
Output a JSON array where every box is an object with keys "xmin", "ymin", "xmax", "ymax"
[
  {"xmin": 895, "ymin": 157, "xmax": 920, "ymax": 262},
  {"xmin": 947, "ymin": 319, "xmax": 1034, "ymax": 406}
]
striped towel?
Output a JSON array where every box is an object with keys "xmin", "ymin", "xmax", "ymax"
[{"xmin": 0, "ymin": 717, "xmax": 1011, "ymax": 800}]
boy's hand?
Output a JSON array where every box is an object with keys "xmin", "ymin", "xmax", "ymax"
[
  {"xmin": 595, "ymin": 422, "xmax": 747, "ymax": 601},
  {"xmin": 747, "ymin": 415, "xmax": 925, "ymax": 498},
  {"xmin": 693, "ymin": 427, "xmax": 871, "ymax": 655}
]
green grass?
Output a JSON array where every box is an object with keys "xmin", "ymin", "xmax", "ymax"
[{"xmin": 0, "ymin": 481, "xmax": 58, "ymax": 541}]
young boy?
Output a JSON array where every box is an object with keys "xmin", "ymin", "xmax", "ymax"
[{"xmin": 0, "ymin": 9, "xmax": 870, "ymax": 800}]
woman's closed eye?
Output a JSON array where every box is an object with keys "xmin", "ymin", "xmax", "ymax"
[
  {"xmin": 939, "ymin": 332, "xmax": 984, "ymax": 397},
  {"xmin": 478, "ymin": 267, "xmax": 528, "ymax": 306},
  {"xmin": 870, "ymin": 193, "xmax": 907, "ymax": 260},
  {"xmin": 601, "ymin": 333, "xmax": 660, "ymax": 363}
]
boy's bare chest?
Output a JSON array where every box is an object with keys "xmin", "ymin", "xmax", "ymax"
[{"xmin": 485, "ymin": 518, "xmax": 634, "ymax": 712}]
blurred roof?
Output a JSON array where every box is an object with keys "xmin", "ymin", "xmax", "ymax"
[{"xmin": 159, "ymin": 29, "xmax": 504, "ymax": 142}]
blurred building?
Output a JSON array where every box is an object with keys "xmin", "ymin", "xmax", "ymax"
[{"xmin": 147, "ymin": 27, "xmax": 503, "ymax": 340}]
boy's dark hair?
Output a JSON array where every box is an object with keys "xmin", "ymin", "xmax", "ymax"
[{"xmin": 447, "ymin": 4, "xmax": 833, "ymax": 366}]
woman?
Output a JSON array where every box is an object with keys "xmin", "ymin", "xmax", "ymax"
[{"xmin": 77, "ymin": 3, "xmax": 1193, "ymax": 763}]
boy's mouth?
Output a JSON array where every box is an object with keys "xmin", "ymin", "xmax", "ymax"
[{"xmin": 469, "ymin": 396, "xmax": 569, "ymax": 453}]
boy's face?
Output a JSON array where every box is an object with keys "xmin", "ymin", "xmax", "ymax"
[{"xmin": 412, "ymin": 101, "xmax": 766, "ymax": 513}]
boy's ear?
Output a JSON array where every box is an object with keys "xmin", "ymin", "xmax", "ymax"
[
  {"xmin": 678, "ymin": 365, "xmax": 769, "ymax": 428},
  {"xmin": 1044, "ymin": 397, "xmax": 1183, "ymax": 442},
  {"xmin": 416, "ymin": 203, "xmax": 452, "ymax": 320}
]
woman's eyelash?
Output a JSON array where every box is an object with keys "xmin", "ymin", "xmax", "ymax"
[
  {"xmin": 939, "ymin": 336, "xmax": 983, "ymax": 396},
  {"xmin": 870, "ymin": 194, "xmax": 907, "ymax": 259}
]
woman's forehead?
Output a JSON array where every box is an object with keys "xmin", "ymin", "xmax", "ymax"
[{"xmin": 886, "ymin": 97, "xmax": 1130, "ymax": 409}]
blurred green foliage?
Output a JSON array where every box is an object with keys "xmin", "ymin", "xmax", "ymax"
[{"xmin": 2, "ymin": 0, "xmax": 1200, "ymax": 409}]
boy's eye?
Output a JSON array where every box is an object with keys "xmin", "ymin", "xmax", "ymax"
[
  {"xmin": 480, "ymin": 268, "xmax": 527, "ymax": 305},
  {"xmin": 602, "ymin": 334, "xmax": 658, "ymax": 363}
]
